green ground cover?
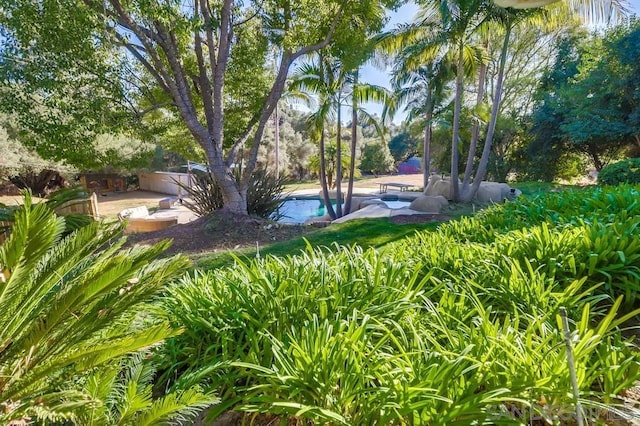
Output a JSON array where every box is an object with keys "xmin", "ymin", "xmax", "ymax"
[
  {"xmin": 4, "ymin": 184, "xmax": 639, "ymax": 424},
  {"xmin": 156, "ymin": 184, "xmax": 640, "ymax": 424}
]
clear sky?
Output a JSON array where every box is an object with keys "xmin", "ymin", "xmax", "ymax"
[{"xmin": 360, "ymin": 0, "xmax": 640, "ymax": 124}]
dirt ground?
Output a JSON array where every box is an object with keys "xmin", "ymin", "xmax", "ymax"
[
  {"xmin": 125, "ymin": 211, "xmax": 312, "ymax": 257},
  {"xmin": 93, "ymin": 191, "xmax": 169, "ymax": 218},
  {"xmin": 353, "ymin": 173, "xmax": 425, "ymax": 189},
  {"xmin": 0, "ymin": 190, "xmax": 165, "ymax": 218}
]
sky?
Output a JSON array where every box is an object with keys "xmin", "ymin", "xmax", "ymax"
[{"xmin": 359, "ymin": 0, "xmax": 640, "ymax": 124}]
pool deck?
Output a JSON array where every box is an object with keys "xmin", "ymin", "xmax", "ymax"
[
  {"xmin": 286, "ymin": 188, "xmax": 435, "ymax": 225},
  {"xmin": 94, "ymin": 183, "xmax": 427, "ymax": 229}
]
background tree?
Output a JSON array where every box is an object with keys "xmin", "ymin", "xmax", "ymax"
[
  {"xmin": 525, "ymin": 20, "xmax": 639, "ymax": 179},
  {"xmin": 523, "ymin": 31, "xmax": 585, "ymax": 180},
  {"xmin": 557, "ymin": 19, "xmax": 640, "ymax": 169},
  {"xmin": 388, "ymin": 131, "xmax": 420, "ymax": 163},
  {"xmin": 344, "ymin": 69, "xmax": 391, "ymax": 215},
  {"xmin": 0, "ymin": 0, "xmax": 399, "ymax": 215},
  {"xmin": 360, "ymin": 141, "xmax": 395, "ymax": 176}
]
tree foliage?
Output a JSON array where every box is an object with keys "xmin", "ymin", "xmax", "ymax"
[
  {"xmin": 388, "ymin": 131, "xmax": 420, "ymax": 163},
  {"xmin": 0, "ymin": 0, "xmax": 400, "ymax": 214},
  {"xmin": 598, "ymin": 157, "xmax": 640, "ymax": 185},
  {"xmin": 360, "ymin": 141, "xmax": 395, "ymax": 176},
  {"xmin": 527, "ymin": 19, "xmax": 640, "ymax": 176}
]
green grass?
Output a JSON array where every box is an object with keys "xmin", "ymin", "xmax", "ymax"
[
  {"xmin": 191, "ymin": 181, "xmax": 584, "ymax": 271},
  {"xmin": 511, "ymin": 181, "xmax": 581, "ymax": 196},
  {"xmin": 192, "ymin": 218, "xmax": 441, "ymax": 270}
]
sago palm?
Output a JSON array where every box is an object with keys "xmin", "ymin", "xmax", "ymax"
[
  {"xmin": 70, "ymin": 353, "xmax": 215, "ymax": 425},
  {"xmin": 0, "ymin": 192, "xmax": 210, "ymax": 423}
]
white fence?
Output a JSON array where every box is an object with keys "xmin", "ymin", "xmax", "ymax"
[{"xmin": 138, "ymin": 172, "xmax": 195, "ymax": 195}]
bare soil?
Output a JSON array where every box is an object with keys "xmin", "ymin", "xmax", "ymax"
[
  {"xmin": 125, "ymin": 211, "xmax": 312, "ymax": 257},
  {"xmin": 94, "ymin": 191, "xmax": 168, "ymax": 218}
]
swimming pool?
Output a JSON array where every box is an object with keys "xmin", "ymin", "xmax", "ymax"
[{"xmin": 275, "ymin": 195, "xmax": 412, "ymax": 224}]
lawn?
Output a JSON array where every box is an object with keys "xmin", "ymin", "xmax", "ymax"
[{"xmin": 191, "ymin": 216, "xmax": 442, "ymax": 270}]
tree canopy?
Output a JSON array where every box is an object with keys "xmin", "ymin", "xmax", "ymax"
[
  {"xmin": 528, "ymin": 18, "xmax": 640, "ymax": 174},
  {"xmin": 1, "ymin": 0, "xmax": 400, "ymax": 214}
]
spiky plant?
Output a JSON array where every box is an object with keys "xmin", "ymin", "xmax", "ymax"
[
  {"xmin": 70, "ymin": 353, "xmax": 216, "ymax": 426},
  {"xmin": 0, "ymin": 192, "xmax": 206, "ymax": 423}
]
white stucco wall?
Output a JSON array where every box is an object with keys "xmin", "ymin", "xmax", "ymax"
[{"xmin": 138, "ymin": 172, "xmax": 194, "ymax": 195}]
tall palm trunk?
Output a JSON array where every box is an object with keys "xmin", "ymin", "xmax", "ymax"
[
  {"xmin": 450, "ymin": 40, "xmax": 465, "ymax": 201},
  {"xmin": 319, "ymin": 126, "xmax": 337, "ymax": 219},
  {"xmin": 345, "ymin": 71, "xmax": 359, "ymax": 215},
  {"xmin": 423, "ymin": 90, "xmax": 433, "ymax": 191},
  {"xmin": 335, "ymin": 95, "xmax": 343, "ymax": 217},
  {"xmin": 462, "ymin": 51, "xmax": 487, "ymax": 189},
  {"xmin": 463, "ymin": 24, "xmax": 512, "ymax": 202}
]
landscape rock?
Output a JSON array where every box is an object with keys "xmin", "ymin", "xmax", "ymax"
[
  {"xmin": 475, "ymin": 182, "xmax": 520, "ymax": 203},
  {"xmin": 348, "ymin": 196, "xmax": 376, "ymax": 211},
  {"xmin": 304, "ymin": 214, "xmax": 333, "ymax": 225},
  {"xmin": 360, "ymin": 199, "xmax": 388, "ymax": 209},
  {"xmin": 425, "ymin": 176, "xmax": 521, "ymax": 203},
  {"xmin": 332, "ymin": 205, "xmax": 392, "ymax": 224},
  {"xmin": 409, "ymin": 195, "xmax": 449, "ymax": 213},
  {"xmin": 424, "ymin": 175, "xmax": 460, "ymax": 200}
]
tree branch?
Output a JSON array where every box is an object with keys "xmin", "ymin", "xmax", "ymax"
[
  {"xmin": 108, "ymin": 0, "xmax": 208, "ymax": 143},
  {"xmin": 291, "ymin": 4, "xmax": 346, "ymax": 62},
  {"xmin": 193, "ymin": 0, "xmax": 215, "ymax": 134},
  {"xmin": 210, "ymin": 0, "xmax": 234, "ymax": 150},
  {"xmin": 226, "ymin": 114, "xmax": 260, "ymax": 165},
  {"xmin": 113, "ymin": 32, "xmax": 171, "ymax": 94}
]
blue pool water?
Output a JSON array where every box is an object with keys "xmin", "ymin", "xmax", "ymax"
[{"xmin": 275, "ymin": 196, "xmax": 411, "ymax": 224}]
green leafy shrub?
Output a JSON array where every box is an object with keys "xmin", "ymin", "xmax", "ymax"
[
  {"xmin": 157, "ymin": 185, "xmax": 640, "ymax": 423},
  {"xmin": 598, "ymin": 157, "xmax": 640, "ymax": 185},
  {"xmin": 0, "ymin": 192, "xmax": 215, "ymax": 423},
  {"xmin": 159, "ymin": 251, "xmax": 640, "ymax": 423},
  {"xmin": 177, "ymin": 168, "xmax": 286, "ymax": 219}
]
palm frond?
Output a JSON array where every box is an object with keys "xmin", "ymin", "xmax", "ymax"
[{"xmin": 0, "ymin": 192, "xmax": 191, "ymax": 421}]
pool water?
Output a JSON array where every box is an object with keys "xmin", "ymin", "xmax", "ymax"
[{"xmin": 275, "ymin": 196, "xmax": 411, "ymax": 224}]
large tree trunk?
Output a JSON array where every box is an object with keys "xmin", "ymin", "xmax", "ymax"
[
  {"xmin": 450, "ymin": 41, "xmax": 465, "ymax": 201},
  {"xmin": 461, "ymin": 25, "xmax": 512, "ymax": 203},
  {"xmin": 274, "ymin": 103, "xmax": 280, "ymax": 179},
  {"xmin": 106, "ymin": 0, "xmax": 346, "ymax": 216},
  {"xmin": 335, "ymin": 97, "xmax": 343, "ymax": 217},
  {"xmin": 344, "ymin": 71, "xmax": 359, "ymax": 215}
]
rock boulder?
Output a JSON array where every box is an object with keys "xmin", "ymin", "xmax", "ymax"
[{"xmin": 409, "ymin": 195, "xmax": 449, "ymax": 213}]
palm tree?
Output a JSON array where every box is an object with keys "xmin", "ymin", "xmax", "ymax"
[
  {"xmin": 379, "ymin": 1, "xmax": 485, "ymax": 196},
  {"xmin": 344, "ymin": 69, "xmax": 392, "ymax": 215},
  {"xmin": 293, "ymin": 54, "xmax": 390, "ymax": 218},
  {"xmin": 390, "ymin": 61, "xmax": 455, "ymax": 190},
  {"xmin": 457, "ymin": 6, "xmax": 538, "ymax": 201},
  {"xmin": 292, "ymin": 55, "xmax": 345, "ymax": 219},
  {"xmin": 307, "ymin": 100, "xmax": 338, "ymax": 219},
  {"xmin": 494, "ymin": 0, "xmax": 629, "ymax": 23},
  {"xmin": 0, "ymin": 192, "xmax": 213, "ymax": 423}
]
